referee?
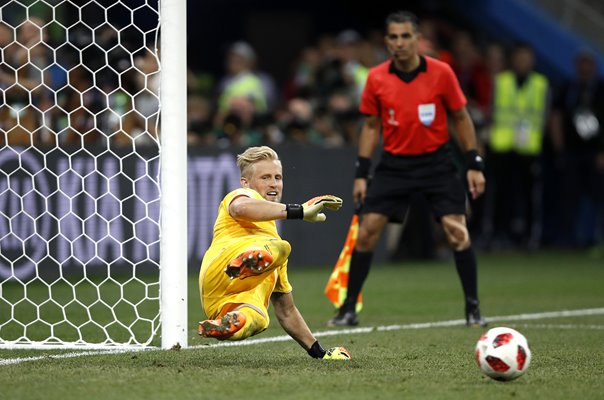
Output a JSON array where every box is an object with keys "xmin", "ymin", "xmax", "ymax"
[{"xmin": 328, "ymin": 11, "xmax": 487, "ymax": 327}]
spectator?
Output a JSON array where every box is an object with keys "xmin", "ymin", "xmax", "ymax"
[
  {"xmin": 280, "ymin": 98, "xmax": 323, "ymax": 145},
  {"xmin": 61, "ymin": 66, "xmax": 103, "ymax": 146},
  {"xmin": 288, "ymin": 46, "xmax": 322, "ymax": 99},
  {"xmin": 418, "ymin": 18, "xmax": 453, "ymax": 65},
  {"xmin": 187, "ymin": 95, "xmax": 215, "ymax": 146},
  {"xmin": 215, "ymin": 97, "xmax": 263, "ymax": 148},
  {"xmin": 327, "ymin": 91, "xmax": 360, "ymax": 145},
  {"xmin": 215, "ymin": 41, "xmax": 268, "ymax": 130},
  {"xmin": 337, "ymin": 29, "xmax": 369, "ymax": 106},
  {"xmin": 550, "ymin": 50, "xmax": 604, "ymax": 247},
  {"xmin": 314, "ymin": 34, "xmax": 347, "ymax": 105},
  {"xmin": 313, "ymin": 106, "xmax": 345, "ymax": 148},
  {"xmin": 130, "ymin": 48, "xmax": 160, "ymax": 144},
  {"xmin": 480, "ymin": 42, "xmax": 507, "ymax": 144},
  {"xmin": 485, "ymin": 42, "xmax": 507, "ymax": 78},
  {"xmin": 485, "ymin": 43, "xmax": 550, "ymax": 249},
  {"xmin": 365, "ymin": 29, "xmax": 389, "ymax": 65},
  {"xmin": 1, "ymin": 17, "xmax": 49, "ymax": 147},
  {"xmin": 451, "ymin": 31, "xmax": 492, "ymax": 131}
]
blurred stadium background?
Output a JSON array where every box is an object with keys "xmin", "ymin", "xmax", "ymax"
[
  {"xmin": 182, "ymin": 0, "xmax": 604, "ymax": 266},
  {"xmin": 1, "ymin": 0, "xmax": 602, "ymax": 272}
]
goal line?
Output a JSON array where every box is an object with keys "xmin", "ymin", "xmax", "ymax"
[
  {"xmin": 1, "ymin": 307, "xmax": 603, "ymax": 366},
  {"xmin": 196, "ymin": 306, "xmax": 604, "ymax": 349}
]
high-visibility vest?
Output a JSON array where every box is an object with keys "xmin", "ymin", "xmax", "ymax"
[
  {"xmin": 490, "ymin": 71, "xmax": 548, "ymax": 155},
  {"xmin": 218, "ymin": 72, "xmax": 267, "ymax": 113},
  {"xmin": 352, "ymin": 63, "xmax": 368, "ymax": 102}
]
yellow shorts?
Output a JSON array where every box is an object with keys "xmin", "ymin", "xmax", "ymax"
[{"xmin": 199, "ymin": 237, "xmax": 292, "ymax": 321}]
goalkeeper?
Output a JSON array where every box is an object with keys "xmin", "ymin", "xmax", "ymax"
[{"xmin": 198, "ymin": 146, "xmax": 350, "ymax": 360}]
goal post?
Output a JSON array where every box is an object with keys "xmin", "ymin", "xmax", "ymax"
[
  {"xmin": 159, "ymin": 0, "xmax": 188, "ymax": 350},
  {"xmin": 0, "ymin": 0, "xmax": 188, "ymax": 349}
]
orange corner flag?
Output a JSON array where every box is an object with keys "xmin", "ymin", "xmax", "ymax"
[{"xmin": 324, "ymin": 213, "xmax": 362, "ymax": 313}]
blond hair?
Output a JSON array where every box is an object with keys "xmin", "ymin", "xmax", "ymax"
[{"xmin": 237, "ymin": 146, "xmax": 280, "ymax": 178}]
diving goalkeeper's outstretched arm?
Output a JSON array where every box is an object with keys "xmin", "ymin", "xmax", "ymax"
[{"xmin": 271, "ymin": 292, "xmax": 351, "ymax": 360}]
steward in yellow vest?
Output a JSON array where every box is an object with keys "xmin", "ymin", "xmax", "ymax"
[
  {"xmin": 484, "ymin": 43, "xmax": 550, "ymax": 250},
  {"xmin": 490, "ymin": 70, "xmax": 549, "ymax": 155}
]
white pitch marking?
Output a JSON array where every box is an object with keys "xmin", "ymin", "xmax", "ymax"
[
  {"xmin": 515, "ymin": 323, "xmax": 604, "ymax": 330},
  {"xmin": 1, "ymin": 307, "xmax": 603, "ymax": 366},
  {"xmin": 191, "ymin": 307, "xmax": 604, "ymax": 349},
  {"xmin": 0, "ymin": 348, "xmax": 145, "ymax": 366}
]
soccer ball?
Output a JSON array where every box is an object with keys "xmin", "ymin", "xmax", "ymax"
[{"xmin": 475, "ymin": 327, "xmax": 531, "ymax": 381}]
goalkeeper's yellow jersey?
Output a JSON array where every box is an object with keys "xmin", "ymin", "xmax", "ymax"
[
  {"xmin": 212, "ymin": 188, "xmax": 279, "ymax": 245},
  {"xmin": 200, "ymin": 188, "xmax": 292, "ymax": 319}
]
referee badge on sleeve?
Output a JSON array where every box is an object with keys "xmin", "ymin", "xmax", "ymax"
[{"xmin": 418, "ymin": 103, "xmax": 435, "ymax": 126}]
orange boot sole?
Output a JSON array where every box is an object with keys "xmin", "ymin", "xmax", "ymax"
[
  {"xmin": 198, "ymin": 311, "xmax": 247, "ymax": 339},
  {"xmin": 224, "ymin": 249, "xmax": 274, "ymax": 279}
]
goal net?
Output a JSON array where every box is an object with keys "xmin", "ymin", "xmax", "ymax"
[{"xmin": 0, "ymin": 0, "xmax": 187, "ymax": 349}]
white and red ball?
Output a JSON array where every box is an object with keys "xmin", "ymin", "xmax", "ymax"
[{"xmin": 475, "ymin": 327, "xmax": 531, "ymax": 381}]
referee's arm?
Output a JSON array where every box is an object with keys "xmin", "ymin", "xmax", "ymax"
[
  {"xmin": 358, "ymin": 114, "xmax": 381, "ymax": 159},
  {"xmin": 450, "ymin": 106, "xmax": 478, "ymax": 152},
  {"xmin": 451, "ymin": 107, "xmax": 486, "ymax": 199},
  {"xmin": 353, "ymin": 115, "xmax": 381, "ymax": 204}
]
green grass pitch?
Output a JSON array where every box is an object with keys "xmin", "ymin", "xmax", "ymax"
[{"xmin": 0, "ymin": 250, "xmax": 603, "ymax": 400}]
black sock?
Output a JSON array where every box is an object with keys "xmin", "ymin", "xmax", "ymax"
[
  {"xmin": 453, "ymin": 247, "xmax": 479, "ymax": 307},
  {"xmin": 341, "ymin": 250, "xmax": 374, "ymax": 312}
]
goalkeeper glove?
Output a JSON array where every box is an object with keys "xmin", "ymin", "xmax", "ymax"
[
  {"xmin": 286, "ymin": 195, "xmax": 343, "ymax": 222},
  {"xmin": 322, "ymin": 346, "xmax": 352, "ymax": 360},
  {"xmin": 307, "ymin": 341, "xmax": 352, "ymax": 360}
]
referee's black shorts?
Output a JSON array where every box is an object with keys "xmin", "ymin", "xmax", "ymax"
[{"xmin": 362, "ymin": 145, "xmax": 467, "ymax": 223}]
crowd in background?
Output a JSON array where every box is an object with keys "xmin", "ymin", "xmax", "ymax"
[
  {"xmin": 0, "ymin": 15, "xmax": 603, "ymax": 254},
  {"xmin": 185, "ymin": 18, "xmax": 603, "ymax": 253},
  {"xmin": 185, "ymin": 19, "xmax": 506, "ymax": 149},
  {"xmin": 0, "ymin": 17, "xmax": 159, "ymax": 149}
]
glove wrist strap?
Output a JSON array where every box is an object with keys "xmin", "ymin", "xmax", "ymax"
[
  {"xmin": 286, "ymin": 204, "xmax": 303, "ymax": 219},
  {"xmin": 464, "ymin": 150, "xmax": 485, "ymax": 172},
  {"xmin": 307, "ymin": 340, "xmax": 326, "ymax": 358}
]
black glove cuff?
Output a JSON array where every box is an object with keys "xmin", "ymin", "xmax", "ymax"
[
  {"xmin": 465, "ymin": 150, "xmax": 485, "ymax": 172},
  {"xmin": 355, "ymin": 156, "xmax": 371, "ymax": 179},
  {"xmin": 307, "ymin": 340, "xmax": 326, "ymax": 359},
  {"xmin": 286, "ymin": 204, "xmax": 303, "ymax": 220}
]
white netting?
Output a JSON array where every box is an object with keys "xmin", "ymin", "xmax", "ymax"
[{"xmin": 0, "ymin": 0, "xmax": 162, "ymax": 348}]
